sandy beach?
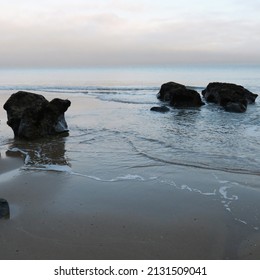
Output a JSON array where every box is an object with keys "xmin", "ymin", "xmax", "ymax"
[{"xmin": 1, "ymin": 153, "xmax": 260, "ymax": 259}]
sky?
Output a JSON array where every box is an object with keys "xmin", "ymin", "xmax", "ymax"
[{"xmin": 1, "ymin": 0, "xmax": 260, "ymax": 68}]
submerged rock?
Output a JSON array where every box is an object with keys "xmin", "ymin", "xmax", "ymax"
[
  {"xmin": 202, "ymin": 82, "xmax": 258, "ymax": 113},
  {"xmin": 150, "ymin": 105, "xmax": 170, "ymax": 113},
  {"xmin": 3, "ymin": 91, "xmax": 71, "ymax": 139},
  {"xmin": 157, "ymin": 82, "xmax": 205, "ymax": 108},
  {"xmin": 224, "ymin": 100, "xmax": 248, "ymax": 113},
  {"xmin": 0, "ymin": 198, "xmax": 10, "ymax": 219}
]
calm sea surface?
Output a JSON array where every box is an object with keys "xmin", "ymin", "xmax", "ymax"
[{"xmin": 0, "ymin": 65, "xmax": 260, "ymax": 89}]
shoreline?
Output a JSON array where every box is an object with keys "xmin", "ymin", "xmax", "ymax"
[{"xmin": 0, "ymin": 159, "xmax": 260, "ymax": 259}]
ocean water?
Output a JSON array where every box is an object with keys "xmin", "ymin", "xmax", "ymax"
[
  {"xmin": 0, "ymin": 65, "xmax": 260, "ymax": 244},
  {"xmin": 1, "ymin": 66, "xmax": 259, "ymax": 174}
]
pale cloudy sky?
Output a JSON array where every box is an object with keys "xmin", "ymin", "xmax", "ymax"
[{"xmin": 1, "ymin": 0, "xmax": 260, "ymax": 68}]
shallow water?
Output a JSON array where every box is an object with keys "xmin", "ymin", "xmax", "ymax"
[{"xmin": 1, "ymin": 66, "xmax": 260, "ymax": 190}]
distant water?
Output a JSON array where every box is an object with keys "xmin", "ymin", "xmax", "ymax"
[
  {"xmin": 0, "ymin": 65, "xmax": 259, "ymax": 177},
  {"xmin": 1, "ymin": 65, "xmax": 260, "ymax": 90}
]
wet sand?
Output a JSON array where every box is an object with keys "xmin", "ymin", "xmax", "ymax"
[{"xmin": 1, "ymin": 156, "xmax": 260, "ymax": 260}]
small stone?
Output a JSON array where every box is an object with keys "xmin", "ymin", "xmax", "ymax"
[
  {"xmin": 0, "ymin": 198, "xmax": 10, "ymax": 219},
  {"xmin": 150, "ymin": 105, "xmax": 170, "ymax": 113}
]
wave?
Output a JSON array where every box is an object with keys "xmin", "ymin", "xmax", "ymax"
[
  {"xmin": 0, "ymin": 84, "xmax": 209, "ymax": 107},
  {"xmin": 68, "ymin": 127, "xmax": 260, "ymax": 177},
  {"xmin": 125, "ymin": 136, "xmax": 260, "ymax": 176},
  {"xmin": 69, "ymin": 172, "xmax": 157, "ymax": 182},
  {"xmin": 22, "ymin": 163, "xmax": 157, "ymax": 183},
  {"xmin": 0, "ymin": 85, "xmax": 159, "ymax": 93},
  {"xmin": 96, "ymin": 98, "xmax": 157, "ymax": 105},
  {"xmin": 1, "ymin": 84, "xmax": 239, "ymax": 96},
  {"xmin": 137, "ymin": 149, "xmax": 260, "ymax": 176},
  {"xmin": 6, "ymin": 144, "xmax": 157, "ymax": 182}
]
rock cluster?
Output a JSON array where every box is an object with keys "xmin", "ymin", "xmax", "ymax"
[
  {"xmin": 155, "ymin": 81, "xmax": 258, "ymax": 113},
  {"xmin": 3, "ymin": 91, "xmax": 71, "ymax": 139}
]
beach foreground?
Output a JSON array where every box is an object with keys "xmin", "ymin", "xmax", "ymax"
[
  {"xmin": 1, "ymin": 155, "xmax": 260, "ymax": 259},
  {"xmin": 1, "ymin": 87, "xmax": 260, "ymax": 260}
]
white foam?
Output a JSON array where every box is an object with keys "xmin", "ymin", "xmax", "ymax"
[
  {"xmin": 180, "ymin": 184, "xmax": 193, "ymax": 192},
  {"xmin": 180, "ymin": 184, "xmax": 217, "ymax": 196},
  {"xmin": 219, "ymin": 186, "xmax": 238, "ymax": 201},
  {"xmin": 70, "ymin": 172, "xmax": 108, "ymax": 181},
  {"xmin": 7, "ymin": 147, "xmax": 31, "ymax": 164},
  {"xmin": 221, "ymin": 200, "xmax": 231, "ymax": 212},
  {"xmin": 195, "ymin": 189, "xmax": 217, "ymax": 196},
  {"xmin": 235, "ymin": 218, "xmax": 248, "ymax": 225},
  {"xmin": 69, "ymin": 171, "xmax": 155, "ymax": 183},
  {"xmin": 160, "ymin": 179, "xmax": 177, "ymax": 187},
  {"xmin": 22, "ymin": 163, "xmax": 151, "ymax": 183},
  {"xmin": 114, "ymin": 174, "xmax": 145, "ymax": 181}
]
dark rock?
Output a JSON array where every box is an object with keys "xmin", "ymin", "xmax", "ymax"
[
  {"xmin": 202, "ymin": 82, "xmax": 258, "ymax": 113},
  {"xmin": 157, "ymin": 82, "xmax": 205, "ymax": 108},
  {"xmin": 3, "ymin": 91, "xmax": 71, "ymax": 139},
  {"xmin": 224, "ymin": 100, "xmax": 248, "ymax": 113},
  {"xmin": 0, "ymin": 198, "xmax": 10, "ymax": 219},
  {"xmin": 150, "ymin": 105, "xmax": 170, "ymax": 113}
]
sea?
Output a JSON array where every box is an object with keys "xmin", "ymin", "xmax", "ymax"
[
  {"xmin": 0, "ymin": 65, "xmax": 259, "ymax": 174},
  {"xmin": 0, "ymin": 65, "xmax": 260, "ymax": 254}
]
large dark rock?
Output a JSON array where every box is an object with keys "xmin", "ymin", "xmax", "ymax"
[
  {"xmin": 202, "ymin": 82, "xmax": 258, "ymax": 113},
  {"xmin": 3, "ymin": 91, "xmax": 71, "ymax": 139},
  {"xmin": 157, "ymin": 82, "xmax": 205, "ymax": 108},
  {"xmin": 0, "ymin": 198, "xmax": 10, "ymax": 219}
]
